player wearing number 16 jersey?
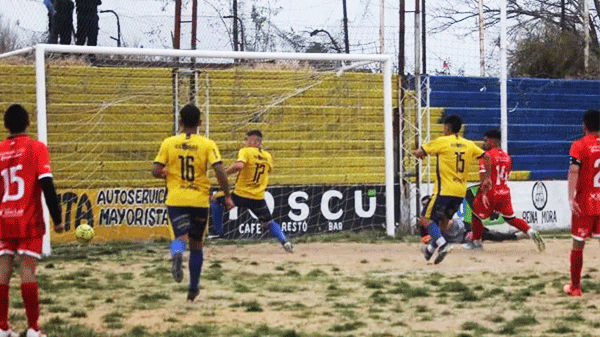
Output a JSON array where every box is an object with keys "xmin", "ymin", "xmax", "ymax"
[
  {"xmin": 468, "ymin": 129, "xmax": 545, "ymax": 252},
  {"xmin": 152, "ymin": 104, "xmax": 233, "ymax": 302},
  {"xmin": 212, "ymin": 130, "xmax": 293, "ymax": 253},
  {"xmin": 415, "ymin": 115, "xmax": 484, "ymax": 264},
  {"xmin": 564, "ymin": 109, "xmax": 600, "ymax": 297}
]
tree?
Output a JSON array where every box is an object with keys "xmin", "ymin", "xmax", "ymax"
[
  {"xmin": 509, "ymin": 24, "xmax": 599, "ymax": 78},
  {"xmin": 430, "ymin": 0, "xmax": 600, "ymax": 78}
]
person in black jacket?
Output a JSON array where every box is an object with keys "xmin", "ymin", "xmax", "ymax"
[
  {"xmin": 48, "ymin": 0, "xmax": 74, "ymax": 45},
  {"xmin": 75, "ymin": 0, "xmax": 101, "ymax": 46}
]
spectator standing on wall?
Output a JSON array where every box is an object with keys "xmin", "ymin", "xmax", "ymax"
[
  {"xmin": 75, "ymin": 0, "xmax": 101, "ymax": 46},
  {"xmin": 48, "ymin": 0, "xmax": 74, "ymax": 45},
  {"xmin": 44, "ymin": 0, "xmax": 55, "ymax": 34}
]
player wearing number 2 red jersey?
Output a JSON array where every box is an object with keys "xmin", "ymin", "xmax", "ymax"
[
  {"xmin": 0, "ymin": 104, "xmax": 63, "ymax": 337},
  {"xmin": 211, "ymin": 130, "xmax": 294, "ymax": 253},
  {"xmin": 564, "ymin": 109, "xmax": 600, "ymax": 297},
  {"xmin": 468, "ymin": 129, "xmax": 545, "ymax": 252}
]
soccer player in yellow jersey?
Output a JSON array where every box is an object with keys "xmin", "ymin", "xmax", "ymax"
[
  {"xmin": 212, "ymin": 130, "xmax": 294, "ymax": 253},
  {"xmin": 414, "ymin": 114, "xmax": 484, "ymax": 264},
  {"xmin": 152, "ymin": 104, "xmax": 234, "ymax": 302}
]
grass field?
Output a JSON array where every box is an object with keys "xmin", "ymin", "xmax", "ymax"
[{"xmin": 4, "ymin": 232, "xmax": 600, "ymax": 337}]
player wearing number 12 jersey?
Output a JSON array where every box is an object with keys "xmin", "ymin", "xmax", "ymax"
[
  {"xmin": 0, "ymin": 104, "xmax": 63, "ymax": 337},
  {"xmin": 564, "ymin": 109, "xmax": 600, "ymax": 297},
  {"xmin": 467, "ymin": 130, "xmax": 545, "ymax": 252},
  {"xmin": 152, "ymin": 104, "xmax": 233, "ymax": 302},
  {"xmin": 415, "ymin": 115, "xmax": 484, "ymax": 264},
  {"xmin": 212, "ymin": 130, "xmax": 293, "ymax": 253}
]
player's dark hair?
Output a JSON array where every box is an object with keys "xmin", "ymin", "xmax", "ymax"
[
  {"xmin": 246, "ymin": 130, "xmax": 263, "ymax": 138},
  {"xmin": 583, "ymin": 109, "xmax": 600, "ymax": 132},
  {"xmin": 483, "ymin": 129, "xmax": 501, "ymax": 141},
  {"xmin": 443, "ymin": 114, "xmax": 462, "ymax": 133},
  {"xmin": 4, "ymin": 104, "xmax": 29, "ymax": 134},
  {"xmin": 179, "ymin": 103, "xmax": 201, "ymax": 128}
]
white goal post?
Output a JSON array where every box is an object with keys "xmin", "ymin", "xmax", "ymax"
[{"xmin": 1, "ymin": 44, "xmax": 395, "ymax": 254}]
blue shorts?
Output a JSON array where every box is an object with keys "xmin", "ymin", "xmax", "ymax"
[
  {"xmin": 167, "ymin": 206, "xmax": 209, "ymax": 241},
  {"xmin": 424, "ymin": 195, "xmax": 463, "ymax": 224},
  {"xmin": 216, "ymin": 193, "xmax": 273, "ymax": 222}
]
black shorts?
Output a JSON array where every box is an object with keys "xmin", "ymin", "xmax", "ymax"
[
  {"xmin": 424, "ymin": 195, "xmax": 463, "ymax": 225},
  {"xmin": 217, "ymin": 193, "xmax": 273, "ymax": 223},
  {"xmin": 167, "ymin": 206, "xmax": 209, "ymax": 241}
]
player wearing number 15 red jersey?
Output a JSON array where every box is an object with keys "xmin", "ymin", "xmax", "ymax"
[
  {"xmin": 469, "ymin": 129, "xmax": 545, "ymax": 252},
  {"xmin": 564, "ymin": 109, "xmax": 600, "ymax": 297},
  {"xmin": 0, "ymin": 104, "xmax": 63, "ymax": 337}
]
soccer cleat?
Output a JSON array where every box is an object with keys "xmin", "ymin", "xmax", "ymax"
[
  {"xmin": 462, "ymin": 240, "xmax": 483, "ymax": 250},
  {"xmin": 434, "ymin": 243, "xmax": 452, "ymax": 265},
  {"xmin": 25, "ymin": 329, "xmax": 47, "ymax": 337},
  {"xmin": 171, "ymin": 252, "xmax": 184, "ymax": 283},
  {"xmin": 530, "ymin": 230, "xmax": 546, "ymax": 252},
  {"xmin": 282, "ymin": 241, "xmax": 294, "ymax": 253},
  {"xmin": 187, "ymin": 288, "xmax": 200, "ymax": 302},
  {"xmin": 0, "ymin": 329, "xmax": 19, "ymax": 337},
  {"xmin": 421, "ymin": 245, "xmax": 434, "ymax": 261},
  {"xmin": 563, "ymin": 283, "xmax": 582, "ymax": 297}
]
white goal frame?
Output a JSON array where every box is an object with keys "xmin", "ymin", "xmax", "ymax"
[{"xmin": 1, "ymin": 44, "xmax": 395, "ymax": 254}]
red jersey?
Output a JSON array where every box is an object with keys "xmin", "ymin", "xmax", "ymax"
[
  {"xmin": 0, "ymin": 135, "xmax": 53, "ymax": 239},
  {"xmin": 479, "ymin": 147, "xmax": 511, "ymax": 193},
  {"xmin": 570, "ymin": 134, "xmax": 600, "ymax": 216}
]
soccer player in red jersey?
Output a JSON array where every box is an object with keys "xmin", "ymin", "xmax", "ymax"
[
  {"xmin": 564, "ymin": 109, "xmax": 600, "ymax": 297},
  {"xmin": 0, "ymin": 105, "xmax": 63, "ymax": 337},
  {"xmin": 467, "ymin": 129, "xmax": 545, "ymax": 252}
]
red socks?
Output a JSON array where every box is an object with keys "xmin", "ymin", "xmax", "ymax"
[
  {"xmin": 471, "ymin": 216, "xmax": 484, "ymax": 241},
  {"xmin": 508, "ymin": 217, "xmax": 530, "ymax": 233},
  {"xmin": 0, "ymin": 284, "xmax": 9, "ymax": 331},
  {"xmin": 570, "ymin": 250, "xmax": 583, "ymax": 289},
  {"xmin": 21, "ymin": 282, "xmax": 40, "ymax": 331}
]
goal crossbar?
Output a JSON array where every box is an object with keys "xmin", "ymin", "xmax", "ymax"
[{"xmin": 1, "ymin": 44, "xmax": 396, "ymax": 254}]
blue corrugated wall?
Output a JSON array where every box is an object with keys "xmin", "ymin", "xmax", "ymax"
[{"xmin": 428, "ymin": 76, "xmax": 600, "ymax": 180}]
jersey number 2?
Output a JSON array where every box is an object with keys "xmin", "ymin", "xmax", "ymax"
[
  {"xmin": 1, "ymin": 165, "xmax": 25, "ymax": 202},
  {"xmin": 594, "ymin": 158, "xmax": 600, "ymax": 187}
]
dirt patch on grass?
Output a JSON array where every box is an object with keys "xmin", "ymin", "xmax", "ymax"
[{"xmin": 6, "ymin": 238, "xmax": 600, "ymax": 336}]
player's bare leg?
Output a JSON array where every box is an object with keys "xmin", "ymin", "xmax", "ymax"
[{"xmin": 564, "ymin": 239, "xmax": 584, "ymax": 297}]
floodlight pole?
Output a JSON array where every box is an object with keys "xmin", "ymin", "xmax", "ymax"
[{"xmin": 342, "ymin": 0, "xmax": 350, "ymax": 53}]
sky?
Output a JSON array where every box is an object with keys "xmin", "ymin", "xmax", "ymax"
[{"xmin": 0, "ymin": 0, "xmax": 497, "ymax": 75}]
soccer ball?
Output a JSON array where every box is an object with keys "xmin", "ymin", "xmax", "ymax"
[{"xmin": 75, "ymin": 224, "xmax": 95, "ymax": 244}]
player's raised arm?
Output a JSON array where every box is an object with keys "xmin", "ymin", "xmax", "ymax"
[{"xmin": 225, "ymin": 161, "xmax": 245, "ymax": 175}]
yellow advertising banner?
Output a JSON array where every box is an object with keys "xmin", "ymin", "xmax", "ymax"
[{"xmin": 51, "ymin": 188, "xmax": 172, "ymax": 243}]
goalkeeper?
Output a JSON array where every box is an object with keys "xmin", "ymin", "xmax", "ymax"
[
  {"xmin": 419, "ymin": 195, "xmax": 524, "ymax": 245},
  {"xmin": 211, "ymin": 130, "xmax": 294, "ymax": 253}
]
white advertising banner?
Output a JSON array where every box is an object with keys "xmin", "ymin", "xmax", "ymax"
[{"xmin": 507, "ymin": 180, "xmax": 570, "ymax": 231}]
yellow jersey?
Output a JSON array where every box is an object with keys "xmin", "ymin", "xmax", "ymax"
[
  {"xmin": 422, "ymin": 135, "xmax": 484, "ymax": 198},
  {"xmin": 154, "ymin": 133, "xmax": 222, "ymax": 207},
  {"xmin": 233, "ymin": 147, "xmax": 273, "ymax": 200}
]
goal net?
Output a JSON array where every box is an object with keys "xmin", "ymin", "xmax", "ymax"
[{"xmin": 0, "ymin": 45, "xmax": 393, "ymax": 248}]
